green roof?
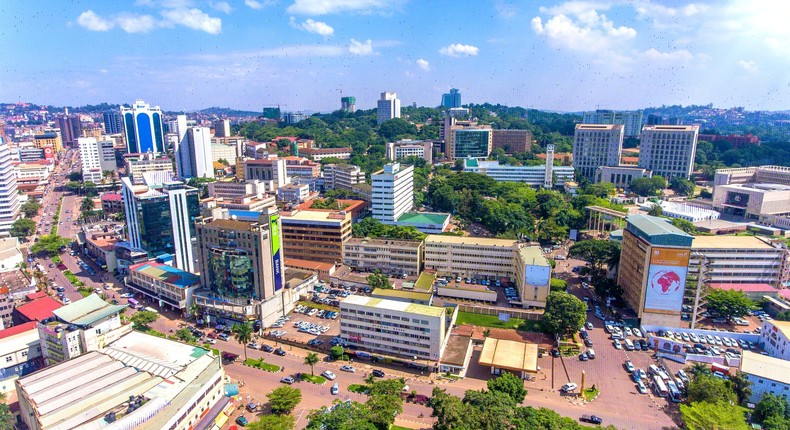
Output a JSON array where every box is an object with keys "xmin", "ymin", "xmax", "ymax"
[
  {"xmin": 397, "ymin": 212, "xmax": 450, "ymax": 225},
  {"xmin": 517, "ymin": 246, "xmax": 549, "ymax": 266},
  {"xmin": 414, "ymin": 272, "xmax": 435, "ymax": 290},
  {"xmin": 405, "ymin": 303, "xmax": 445, "ymax": 317},
  {"xmin": 52, "ymin": 294, "xmax": 128, "ymax": 326},
  {"xmin": 465, "ymin": 158, "xmax": 479, "ymax": 168},
  {"xmin": 372, "ymin": 288, "xmax": 432, "ymax": 302},
  {"xmin": 625, "ymin": 214, "xmax": 694, "ymax": 247}
]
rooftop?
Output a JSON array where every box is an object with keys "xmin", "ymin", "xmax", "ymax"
[
  {"xmin": 371, "ymin": 288, "xmax": 432, "ymax": 302},
  {"xmin": 101, "ymin": 193, "xmax": 122, "ymax": 202},
  {"xmin": 281, "ymin": 209, "xmax": 349, "ymax": 224},
  {"xmin": 709, "ymin": 283, "xmax": 777, "ymax": 293},
  {"xmin": 426, "ymin": 234, "xmax": 517, "ymax": 248},
  {"xmin": 575, "ymin": 124, "xmax": 623, "ymax": 130},
  {"xmin": 346, "ymin": 237, "xmax": 423, "ymax": 248},
  {"xmin": 478, "ymin": 337, "xmax": 539, "ymax": 373},
  {"xmin": 397, "ymin": 212, "xmax": 450, "ymax": 226},
  {"xmin": 741, "ymin": 350, "xmax": 790, "ymax": 385},
  {"xmin": 341, "ymin": 295, "xmax": 445, "ymax": 318},
  {"xmin": 642, "ymin": 125, "xmax": 700, "ymax": 132},
  {"xmin": 440, "ymin": 335, "xmax": 472, "ymax": 366},
  {"xmin": 130, "ymin": 262, "xmax": 200, "ymax": 288},
  {"xmin": 767, "ymin": 320, "xmax": 790, "ymax": 340},
  {"xmin": 517, "ymin": 246, "xmax": 549, "ymax": 267},
  {"xmin": 626, "ymin": 214, "xmax": 694, "ymax": 247},
  {"xmin": 0, "ymin": 321, "xmax": 38, "ymax": 340},
  {"xmin": 52, "ymin": 294, "xmax": 127, "ymax": 326},
  {"xmin": 691, "ymin": 235, "xmax": 775, "ymax": 250},
  {"xmin": 14, "ymin": 296, "xmax": 62, "ymax": 322},
  {"xmin": 285, "ymin": 258, "xmax": 335, "ymax": 272}
]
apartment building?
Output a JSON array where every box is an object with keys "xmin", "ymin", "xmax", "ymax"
[
  {"xmin": 343, "ymin": 238, "xmax": 423, "ymax": 276},
  {"xmin": 300, "ymin": 147, "xmax": 352, "ymax": 161},
  {"xmin": 572, "ymin": 124, "xmax": 624, "ymax": 180},
  {"xmin": 491, "ymin": 129, "xmax": 532, "ymax": 154},
  {"xmin": 340, "ymin": 295, "xmax": 448, "ymax": 360},
  {"xmin": 280, "ymin": 209, "xmax": 352, "ymax": 264},
  {"xmin": 582, "ymin": 109, "xmax": 643, "ymax": 137},
  {"xmin": 323, "ymin": 163, "xmax": 366, "ymax": 190},
  {"xmin": 689, "ymin": 236, "xmax": 787, "ymax": 287},
  {"xmin": 638, "ymin": 124, "xmax": 700, "ymax": 180}
]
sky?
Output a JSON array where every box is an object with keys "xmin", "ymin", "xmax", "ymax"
[{"xmin": 2, "ymin": 0, "xmax": 790, "ymax": 113}]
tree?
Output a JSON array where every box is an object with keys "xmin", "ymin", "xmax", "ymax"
[
  {"xmin": 487, "ymin": 372, "xmax": 527, "ymax": 403},
  {"xmin": 30, "ymin": 234, "xmax": 71, "ymax": 255},
  {"xmin": 188, "ymin": 303, "xmax": 199, "ymax": 321},
  {"xmin": 687, "ymin": 373, "xmax": 738, "ymax": 404},
  {"xmin": 647, "ymin": 204, "xmax": 663, "ymax": 217},
  {"xmin": 368, "ymin": 378, "xmax": 405, "ymax": 396},
  {"xmin": 267, "ymin": 385, "xmax": 302, "ymax": 415},
  {"xmin": 549, "ymin": 278, "xmax": 567, "ymax": 292},
  {"xmin": 329, "ymin": 345, "xmax": 345, "ymax": 360},
  {"xmin": 20, "ymin": 199, "xmax": 42, "ymax": 218},
  {"xmin": 175, "ymin": 328, "xmax": 195, "ymax": 343},
  {"xmin": 366, "ymin": 272, "xmax": 391, "ymax": 289},
  {"xmin": 306, "ymin": 400, "xmax": 377, "ymax": 430},
  {"xmin": 568, "ymin": 240, "xmax": 621, "ymax": 273},
  {"xmin": 68, "ymin": 172, "xmax": 83, "ymax": 181},
  {"xmin": 630, "ymin": 176, "xmax": 666, "ymax": 196},
  {"xmin": 65, "ymin": 181, "xmax": 81, "ymax": 193},
  {"xmin": 727, "ymin": 371, "xmax": 753, "ymax": 405},
  {"xmin": 232, "ymin": 322, "xmax": 253, "ymax": 361},
  {"xmin": 305, "ymin": 352, "xmax": 319, "ymax": 376},
  {"xmin": 679, "ymin": 401, "xmax": 748, "ymax": 430},
  {"xmin": 705, "ymin": 289, "xmax": 755, "ymax": 319},
  {"xmin": 542, "ymin": 291, "xmax": 587, "ymax": 337},
  {"xmin": 584, "ymin": 182, "xmax": 615, "ymax": 198},
  {"xmin": 0, "ymin": 392, "xmax": 12, "ymax": 430},
  {"xmin": 248, "ymin": 414, "xmax": 295, "ymax": 430},
  {"xmin": 130, "ymin": 310, "xmax": 159, "ymax": 329},
  {"xmin": 670, "ymin": 177, "xmax": 696, "ymax": 196},
  {"xmin": 754, "ymin": 394, "xmax": 790, "ymax": 423},
  {"xmin": 10, "ymin": 218, "xmax": 36, "ymax": 239},
  {"xmin": 671, "ymin": 218, "xmax": 699, "ymax": 234},
  {"xmin": 80, "ymin": 197, "xmax": 94, "ymax": 212},
  {"xmin": 366, "ymin": 394, "xmax": 402, "ymax": 430},
  {"xmin": 83, "ymin": 181, "xmax": 98, "ymax": 197}
]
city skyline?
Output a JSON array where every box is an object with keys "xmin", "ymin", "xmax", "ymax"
[{"xmin": 1, "ymin": 0, "xmax": 789, "ymax": 112}]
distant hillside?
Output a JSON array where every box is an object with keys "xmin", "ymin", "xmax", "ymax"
[{"xmin": 193, "ymin": 107, "xmax": 262, "ymax": 117}]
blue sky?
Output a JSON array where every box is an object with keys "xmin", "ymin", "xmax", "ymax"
[{"xmin": 2, "ymin": 0, "xmax": 789, "ymax": 113}]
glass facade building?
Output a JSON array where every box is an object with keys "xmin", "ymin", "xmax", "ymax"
[{"xmin": 453, "ymin": 129, "xmax": 491, "ymax": 159}]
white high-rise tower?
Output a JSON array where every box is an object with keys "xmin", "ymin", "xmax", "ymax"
[
  {"xmin": 372, "ymin": 163, "xmax": 414, "ymax": 224},
  {"xmin": 377, "ymin": 92, "xmax": 401, "ymax": 125},
  {"xmin": 0, "ymin": 138, "xmax": 20, "ymax": 236}
]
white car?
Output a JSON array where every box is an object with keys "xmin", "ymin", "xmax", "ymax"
[
  {"xmin": 625, "ymin": 360, "xmax": 635, "ymax": 372},
  {"xmin": 681, "ymin": 332, "xmax": 690, "ymax": 342},
  {"xmin": 340, "ymin": 365, "xmax": 356, "ymax": 373},
  {"xmin": 321, "ymin": 370, "xmax": 336, "ymax": 380},
  {"xmin": 624, "ymin": 327, "xmax": 633, "ymax": 337},
  {"xmin": 632, "ymin": 328, "xmax": 642, "ymax": 338},
  {"xmin": 689, "ymin": 333, "xmax": 700, "ymax": 343},
  {"xmin": 613, "ymin": 339, "xmax": 622, "ymax": 349},
  {"xmin": 561, "ymin": 382, "xmax": 578, "ymax": 393}
]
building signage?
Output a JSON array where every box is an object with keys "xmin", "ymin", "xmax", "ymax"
[
  {"xmin": 644, "ymin": 247, "xmax": 690, "ymax": 312},
  {"xmin": 270, "ymin": 213, "xmax": 284, "ymax": 292}
]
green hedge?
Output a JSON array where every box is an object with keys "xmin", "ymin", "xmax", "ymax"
[
  {"xmin": 243, "ymin": 358, "xmax": 281, "ymax": 372},
  {"xmin": 348, "ymin": 384, "xmax": 369, "ymax": 394},
  {"xmin": 62, "ymin": 270, "xmax": 84, "ymax": 287},
  {"xmin": 300, "ymin": 374, "xmax": 327, "ymax": 384}
]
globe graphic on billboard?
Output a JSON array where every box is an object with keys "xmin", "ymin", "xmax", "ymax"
[{"xmin": 649, "ymin": 270, "xmax": 682, "ymax": 295}]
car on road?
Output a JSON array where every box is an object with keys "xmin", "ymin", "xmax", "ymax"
[
  {"xmin": 331, "ymin": 382, "xmax": 340, "ymax": 395},
  {"xmin": 247, "ymin": 343, "xmax": 261, "ymax": 350},
  {"xmin": 322, "ymin": 370, "xmax": 336, "ymax": 380},
  {"xmin": 340, "ymin": 365, "xmax": 356, "ymax": 373},
  {"xmin": 561, "ymin": 382, "xmax": 578, "ymax": 393},
  {"xmin": 372, "ymin": 369, "xmax": 385, "ymax": 378},
  {"xmin": 586, "ymin": 322, "xmax": 593, "ymax": 330},
  {"xmin": 262, "ymin": 344, "xmax": 274, "ymax": 353},
  {"xmin": 581, "ymin": 415, "xmax": 603, "ymax": 425},
  {"xmin": 280, "ymin": 376, "xmax": 295, "ymax": 384},
  {"xmin": 274, "ymin": 348, "xmax": 286, "ymax": 356},
  {"xmin": 235, "ymin": 416, "xmax": 248, "ymax": 426}
]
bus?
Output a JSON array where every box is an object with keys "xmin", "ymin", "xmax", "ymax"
[
  {"xmin": 127, "ymin": 298, "xmax": 140, "ymax": 309},
  {"xmin": 667, "ymin": 380, "xmax": 682, "ymax": 403},
  {"xmin": 653, "ymin": 375, "xmax": 669, "ymax": 397}
]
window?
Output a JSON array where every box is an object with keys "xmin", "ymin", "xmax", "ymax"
[{"xmin": 4, "ymin": 356, "xmax": 11, "ymax": 362}]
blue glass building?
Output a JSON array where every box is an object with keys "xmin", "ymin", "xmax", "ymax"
[{"xmin": 120, "ymin": 100, "xmax": 165, "ymax": 154}]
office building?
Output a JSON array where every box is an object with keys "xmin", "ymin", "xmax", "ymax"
[
  {"xmin": 244, "ymin": 158, "xmax": 289, "ymax": 191},
  {"xmin": 280, "ymin": 208, "xmax": 352, "ymax": 264},
  {"xmin": 114, "ymin": 242, "xmax": 150, "ymax": 275},
  {"xmin": 0, "ymin": 322, "xmax": 44, "ymax": 394},
  {"xmin": 121, "ymin": 171, "xmax": 200, "ymax": 272},
  {"xmin": 715, "ymin": 166, "xmax": 790, "ymax": 187},
  {"xmin": 175, "ymin": 126, "xmax": 213, "ymax": 179},
  {"xmin": 377, "ymin": 92, "xmax": 401, "ymax": 125},
  {"xmin": 463, "ymin": 159, "xmax": 575, "ymax": 187},
  {"xmin": 441, "ymin": 88, "xmax": 462, "ymax": 109},
  {"xmin": 127, "ymin": 261, "xmax": 201, "ymax": 315},
  {"xmin": 124, "ymin": 153, "xmax": 174, "ymax": 184},
  {"xmin": 300, "ymin": 146, "xmax": 352, "ymax": 161},
  {"xmin": 284, "ymin": 112, "xmax": 307, "ymax": 124},
  {"xmin": 638, "ymin": 124, "xmax": 700, "ymax": 180},
  {"xmin": 447, "ymin": 125, "xmax": 492, "ymax": 160},
  {"xmin": 102, "ymin": 111, "xmax": 122, "ymax": 134},
  {"xmin": 17, "ymin": 147, "xmax": 44, "ymax": 162},
  {"xmin": 340, "ymin": 295, "xmax": 449, "ymax": 360},
  {"xmin": 284, "ymin": 156, "xmax": 321, "ymax": 179},
  {"xmin": 98, "ymin": 139, "xmax": 116, "ymax": 171},
  {"xmin": 759, "ymin": 320, "xmax": 790, "ymax": 361},
  {"xmin": 386, "ymin": 140, "xmax": 433, "ymax": 163},
  {"xmin": 15, "ymin": 163, "xmax": 51, "ymax": 184},
  {"xmin": 18, "ymin": 330, "xmax": 225, "ymax": 430},
  {"xmin": 78, "ymin": 137, "xmax": 103, "ymax": 183},
  {"xmin": 699, "ymin": 133, "xmax": 760, "ymax": 147},
  {"xmin": 120, "ymin": 99, "xmax": 165, "ymax": 154},
  {"xmin": 372, "ymin": 163, "xmax": 414, "ymax": 224},
  {"xmin": 595, "ymin": 165, "xmax": 652, "ymax": 189},
  {"xmin": 211, "ymin": 143, "xmax": 237, "ymax": 165},
  {"xmin": 491, "ymin": 129, "xmax": 532, "ymax": 154},
  {"xmin": 0, "ymin": 138, "xmax": 20, "ymax": 236},
  {"xmin": 213, "ymin": 119, "xmax": 231, "ymax": 137},
  {"xmin": 649, "ymin": 201, "xmax": 720, "ymax": 222},
  {"xmin": 343, "ymin": 238, "xmax": 423, "ymax": 276},
  {"xmin": 208, "ymin": 179, "xmax": 268, "ymax": 199},
  {"xmin": 277, "ymin": 183, "xmax": 310, "ymax": 203},
  {"xmin": 323, "ymin": 163, "xmax": 366, "ymax": 191},
  {"xmin": 341, "ymin": 96, "xmax": 356, "ymax": 112},
  {"xmin": 33, "ymin": 132, "xmax": 62, "ymax": 153},
  {"xmin": 55, "ymin": 115, "xmax": 81, "ymax": 147},
  {"xmin": 689, "ymin": 236, "xmax": 786, "ymax": 287},
  {"xmin": 740, "ymin": 351, "xmax": 790, "ymax": 403},
  {"xmin": 572, "ymin": 124, "xmax": 624, "ymax": 180},
  {"xmin": 582, "ymin": 109, "xmax": 643, "ymax": 137},
  {"xmin": 617, "ymin": 215, "xmax": 694, "ymax": 327},
  {"xmin": 712, "ymin": 166, "xmax": 790, "ymax": 219}
]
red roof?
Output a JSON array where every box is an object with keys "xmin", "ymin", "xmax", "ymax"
[
  {"xmin": 14, "ymin": 297, "xmax": 62, "ymax": 322},
  {"xmin": 779, "ymin": 289, "xmax": 790, "ymax": 301},
  {"xmin": 0, "ymin": 322, "xmax": 38, "ymax": 340},
  {"xmin": 709, "ymin": 283, "xmax": 777, "ymax": 293},
  {"xmin": 25, "ymin": 291, "xmax": 47, "ymax": 301},
  {"xmin": 101, "ymin": 193, "xmax": 123, "ymax": 202}
]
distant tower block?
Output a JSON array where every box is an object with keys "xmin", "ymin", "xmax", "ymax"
[
  {"xmin": 341, "ymin": 96, "xmax": 356, "ymax": 113},
  {"xmin": 544, "ymin": 144, "xmax": 555, "ymax": 188}
]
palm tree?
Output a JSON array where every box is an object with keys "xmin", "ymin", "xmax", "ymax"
[
  {"xmin": 728, "ymin": 371, "xmax": 753, "ymax": 404},
  {"xmin": 188, "ymin": 303, "xmax": 199, "ymax": 322},
  {"xmin": 304, "ymin": 352, "xmax": 319, "ymax": 376},
  {"xmin": 689, "ymin": 362, "xmax": 710, "ymax": 378},
  {"xmin": 232, "ymin": 323, "xmax": 253, "ymax": 361}
]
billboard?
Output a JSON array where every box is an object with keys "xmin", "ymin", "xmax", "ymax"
[
  {"xmin": 644, "ymin": 248, "xmax": 690, "ymax": 312},
  {"xmin": 270, "ymin": 213, "xmax": 284, "ymax": 292}
]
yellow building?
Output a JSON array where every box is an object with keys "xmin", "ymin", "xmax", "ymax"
[
  {"xmin": 280, "ymin": 209, "xmax": 352, "ymax": 264},
  {"xmin": 33, "ymin": 131, "xmax": 62, "ymax": 153}
]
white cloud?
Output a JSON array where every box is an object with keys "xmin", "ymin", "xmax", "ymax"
[
  {"xmin": 244, "ymin": 0, "xmax": 270, "ymax": 10},
  {"xmin": 494, "ymin": 1, "xmax": 517, "ymax": 19},
  {"xmin": 439, "ymin": 43, "xmax": 479, "ymax": 57},
  {"xmin": 738, "ymin": 60, "xmax": 758, "ymax": 73},
  {"xmin": 160, "ymin": 8, "xmax": 222, "ymax": 34},
  {"xmin": 642, "ymin": 48, "xmax": 694, "ymax": 62},
  {"xmin": 416, "ymin": 58, "xmax": 430, "ymax": 71},
  {"xmin": 290, "ymin": 17, "xmax": 334, "ymax": 36},
  {"xmin": 210, "ymin": 1, "xmax": 232, "ymax": 14},
  {"xmin": 77, "ymin": 10, "xmax": 114, "ymax": 31},
  {"xmin": 287, "ymin": 0, "xmax": 390, "ymax": 15},
  {"xmin": 348, "ymin": 39, "xmax": 373, "ymax": 55},
  {"xmin": 531, "ymin": 8, "xmax": 636, "ymax": 54},
  {"xmin": 116, "ymin": 13, "xmax": 158, "ymax": 33}
]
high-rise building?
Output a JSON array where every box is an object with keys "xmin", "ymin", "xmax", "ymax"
[
  {"xmin": 572, "ymin": 124, "xmax": 624, "ymax": 180},
  {"xmin": 341, "ymin": 96, "xmax": 356, "ymax": 113},
  {"xmin": 0, "ymin": 138, "xmax": 20, "ymax": 236},
  {"xmin": 280, "ymin": 209, "xmax": 352, "ymax": 264},
  {"xmin": 377, "ymin": 92, "xmax": 401, "ymax": 125},
  {"xmin": 582, "ymin": 109, "xmax": 643, "ymax": 137},
  {"xmin": 55, "ymin": 115, "xmax": 81, "ymax": 147},
  {"xmin": 441, "ymin": 88, "xmax": 462, "ymax": 109},
  {"xmin": 78, "ymin": 137, "xmax": 103, "ymax": 183},
  {"xmin": 98, "ymin": 140, "xmax": 116, "ymax": 172},
  {"xmin": 121, "ymin": 172, "xmax": 200, "ymax": 272},
  {"xmin": 195, "ymin": 207, "xmax": 284, "ymax": 302},
  {"xmin": 448, "ymin": 126, "xmax": 492, "ymax": 159},
  {"xmin": 102, "ymin": 111, "xmax": 122, "ymax": 134},
  {"xmin": 213, "ymin": 119, "xmax": 231, "ymax": 138},
  {"xmin": 492, "ymin": 129, "xmax": 532, "ymax": 154},
  {"xmin": 639, "ymin": 125, "xmax": 700, "ymax": 180},
  {"xmin": 323, "ymin": 163, "xmax": 366, "ymax": 191},
  {"xmin": 33, "ymin": 131, "xmax": 63, "ymax": 153},
  {"xmin": 175, "ymin": 127, "xmax": 213, "ymax": 179},
  {"xmin": 120, "ymin": 100, "xmax": 165, "ymax": 154},
  {"xmin": 243, "ymin": 158, "xmax": 289, "ymax": 191},
  {"xmin": 124, "ymin": 153, "xmax": 175, "ymax": 184},
  {"xmin": 372, "ymin": 163, "xmax": 414, "ymax": 224}
]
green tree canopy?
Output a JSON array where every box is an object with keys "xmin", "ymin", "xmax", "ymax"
[
  {"xmin": 248, "ymin": 414, "xmax": 295, "ymax": 430},
  {"xmin": 568, "ymin": 240, "xmax": 621, "ymax": 272},
  {"xmin": 305, "ymin": 401, "xmax": 377, "ymax": 430},
  {"xmin": 367, "ymin": 272, "xmax": 392, "ymax": 289},
  {"xmin": 671, "ymin": 218, "xmax": 699, "ymax": 234},
  {"xmin": 232, "ymin": 323, "xmax": 253, "ymax": 360},
  {"xmin": 267, "ymin": 385, "xmax": 302, "ymax": 415},
  {"xmin": 687, "ymin": 373, "xmax": 738, "ymax": 404},
  {"xmin": 679, "ymin": 401, "xmax": 748, "ymax": 430},
  {"xmin": 365, "ymin": 394, "xmax": 402, "ymax": 430},
  {"xmin": 174, "ymin": 328, "xmax": 195, "ymax": 343},
  {"xmin": 130, "ymin": 310, "xmax": 159, "ymax": 329},
  {"xmin": 754, "ymin": 394, "xmax": 790, "ymax": 424},
  {"xmin": 541, "ymin": 292, "xmax": 587, "ymax": 337},
  {"xmin": 550, "ymin": 278, "xmax": 567, "ymax": 292},
  {"xmin": 630, "ymin": 176, "xmax": 666, "ymax": 196},
  {"xmin": 68, "ymin": 172, "xmax": 83, "ymax": 181},
  {"xmin": 705, "ymin": 289, "xmax": 755, "ymax": 319},
  {"xmin": 670, "ymin": 177, "xmax": 696, "ymax": 196},
  {"xmin": 30, "ymin": 234, "xmax": 71, "ymax": 255},
  {"xmin": 352, "ymin": 217, "xmax": 426, "ymax": 241},
  {"xmin": 10, "ymin": 218, "xmax": 36, "ymax": 239},
  {"xmin": 20, "ymin": 199, "xmax": 42, "ymax": 218},
  {"xmin": 487, "ymin": 372, "xmax": 527, "ymax": 404},
  {"xmin": 305, "ymin": 352, "xmax": 319, "ymax": 376},
  {"xmin": 80, "ymin": 197, "xmax": 94, "ymax": 212}
]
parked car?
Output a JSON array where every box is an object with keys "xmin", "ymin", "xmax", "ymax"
[
  {"xmin": 624, "ymin": 360, "xmax": 635, "ymax": 372},
  {"xmin": 331, "ymin": 382, "xmax": 340, "ymax": 395},
  {"xmin": 581, "ymin": 415, "xmax": 603, "ymax": 425},
  {"xmin": 372, "ymin": 369, "xmax": 385, "ymax": 377},
  {"xmin": 561, "ymin": 382, "xmax": 578, "ymax": 393},
  {"xmin": 280, "ymin": 376, "xmax": 295, "ymax": 384},
  {"xmin": 340, "ymin": 365, "xmax": 356, "ymax": 373},
  {"xmin": 636, "ymin": 380, "xmax": 648, "ymax": 394},
  {"xmin": 274, "ymin": 348, "xmax": 286, "ymax": 356},
  {"xmin": 322, "ymin": 370, "xmax": 337, "ymax": 380},
  {"xmin": 235, "ymin": 416, "xmax": 249, "ymax": 426}
]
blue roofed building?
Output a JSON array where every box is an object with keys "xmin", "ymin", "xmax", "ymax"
[{"xmin": 127, "ymin": 261, "xmax": 201, "ymax": 316}]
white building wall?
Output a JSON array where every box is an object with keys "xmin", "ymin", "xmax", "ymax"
[
  {"xmin": 639, "ymin": 125, "xmax": 699, "ymax": 180},
  {"xmin": 372, "ymin": 163, "xmax": 414, "ymax": 224},
  {"xmin": 377, "ymin": 92, "xmax": 401, "ymax": 125},
  {"xmin": 0, "ymin": 138, "xmax": 21, "ymax": 235},
  {"xmin": 78, "ymin": 137, "xmax": 103, "ymax": 183}
]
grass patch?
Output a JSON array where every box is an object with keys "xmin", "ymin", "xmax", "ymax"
[
  {"xmin": 391, "ymin": 426, "xmax": 414, "ymax": 430},
  {"xmin": 51, "ymin": 255, "xmax": 62, "ymax": 264},
  {"xmin": 348, "ymin": 384, "xmax": 369, "ymax": 394},
  {"xmin": 582, "ymin": 387, "xmax": 599, "ymax": 402},
  {"xmin": 414, "ymin": 272, "xmax": 435, "ymax": 291},
  {"xmin": 62, "ymin": 270, "xmax": 84, "ymax": 287},
  {"xmin": 300, "ymin": 373, "xmax": 327, "ymax": 384},
  {"xmin": 77, "ymin": 287, "xmax": 92, "ymax": 297},
  {"xmin": 297, "ymin": 300, "xmax": 338, "ymax": 312},
  {"xmin": 455, "ymin": 311, "xmax": 526, "ymax": 330},
  {"xmin": 135, "ymin": 326, "xmax": 167, "ymax": 338},
  {"xmin": 243, "ymin": 358, "xmax": 281, "ymax": 372}
]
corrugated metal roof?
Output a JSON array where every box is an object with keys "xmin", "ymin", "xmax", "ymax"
[
  {"xmin": 625, "ymin": 214, "xmax": 694, "ymax": 247},
  {"xmin": 52, "ymin": 294, "xmax": 127, "ymax": 326}
]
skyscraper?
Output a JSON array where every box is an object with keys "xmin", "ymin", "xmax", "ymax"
[
  {"xmin": 447, "ymin": 126, "xmax": 492, "ymax": 159},
  {"xmin": 0, "ymin": 137, "xmax": 20, "ymax": 236},
  {"xmin": 372, "ymin": 163, "xmax": 414, "ymax": 224},
  {"xmin": 572, "ymin": 124, "xmax": 624, "ymax": 180},
  {"xmin": 120, "ymin": 100, "xmax": 165, "ymax": 154},
  {"xmin": 441, "ymin": 88, "xmax": 462, "ymax": 109},
  {"xmin": 582, "ymin": 110, "xmax": 643, "ymax": 138},
  {"xmin": 639, "ymin": 125, "xmax": 700, "ymax": 180},
  {"xmin": 175, "ymin": 127, "xmax": 213, "ymax": 179},
  {"xmin": 78, "ymin": 137, "xmax": 103, "ymax": 183},
  {"xmin": 102, "ymin": 111, "xmax": 122, "ymax": 135},
  {"xmin": 341, "ymin": 96, "xmax": 356, "ymax": 113},
  {"xmin": 377, "ymin": 92, "xmax": 401, "ymax": 125},
  {"xmin": 213, "ymin": 119, "xmax": 231, "ymax": 138},
  {"xmin": 55, "ymin": 115, "xmax": 81, "ymax": 147},
  {"xmin": 121, "ymin": 171, "xmax": 200, "ymax": 272}
]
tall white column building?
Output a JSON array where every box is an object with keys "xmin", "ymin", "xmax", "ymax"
[
  {"xmin": 78, "ymin": 137, "xmax": 103, "ymax": 183},
  {"xmin": 572, "ymin": 124, "xmax": 624, "ymax": 181},
  {"xmin": 377, "ymin": 92, "xmax": 401, "ymax": 125},
  {"xmin": 639, "ymin": 125, "xmax": 700, "ymax": 180},
  {"xmin": 372, "ymin": 163, "xmax": 414, "ymax": 224},
  {"xmin": 176, "ymin": 127, "xmax": 213, "ymax": 179},
  {"xmin": 0, "ymin": 138, "xmax": 20, "ymax": 236}
]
